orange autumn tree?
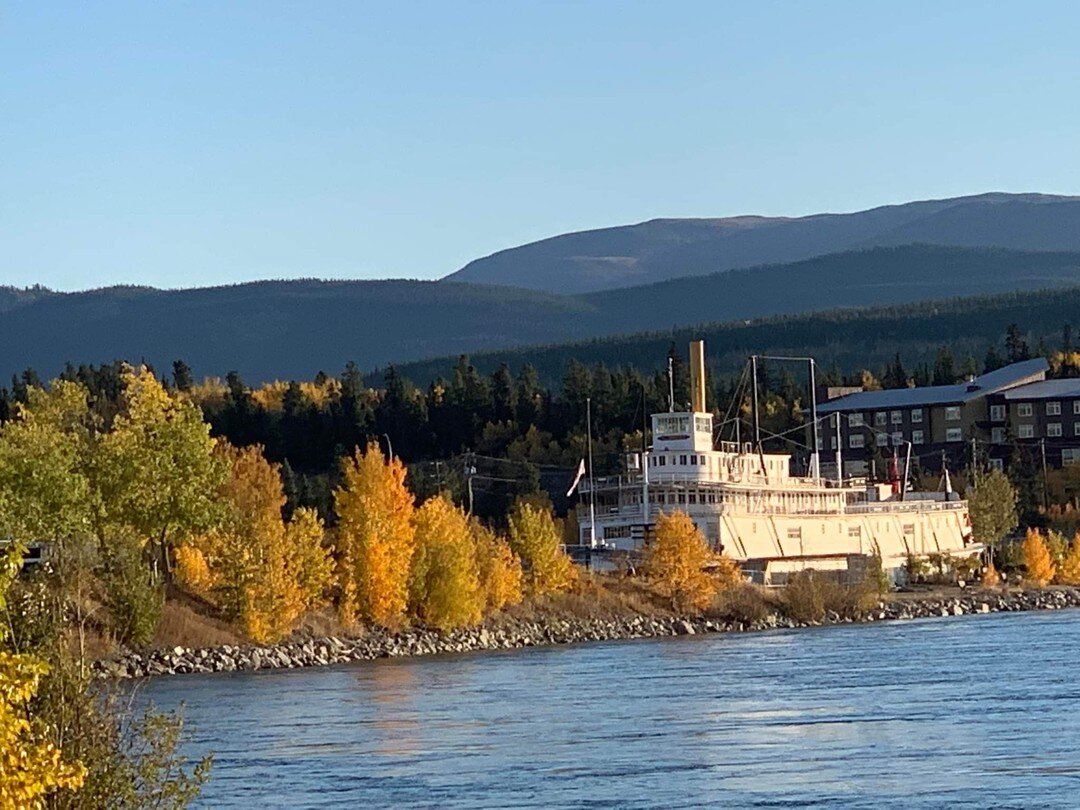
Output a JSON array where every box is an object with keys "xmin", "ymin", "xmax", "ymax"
[
  {"xmin": 179, "ymin": 444, "xmax": 331, "ymax": 642},
  {"xmin": 334, "ymin": 443, "xmax": 416, "ymax": 627},
  {"xmin": 644, "ymin": 511, "xmax": 737, "ymax": 613},
  {"xmin": 409, "ymin": 495, "xmax": 483, "ymax": 631},
  {"xmin": 470, "ymin": 519, "xmax": 524, "ymax": 612},
  {"xmin": 507, "ymin": 502, "xmax": 577, "ymax": 595},
  {"xmin": 1022, "ymin": 528, "xmax": 1056, "ymax": 587}
]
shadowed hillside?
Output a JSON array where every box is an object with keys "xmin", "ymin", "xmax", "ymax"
[
  {"xmin": 445, "ymin": 193, "xmax": 1080, "ymax": 293},
  {"xmin": 382, "ymin": 287, "xmax": 1080, "ymax": 388},
  {"xmin": 5, "ymin": 244, "xmax": 1080, "ymax": 384}
]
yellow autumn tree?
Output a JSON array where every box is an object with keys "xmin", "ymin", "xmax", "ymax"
[
  {"xmin": 174, "ymin": 544, "xmax": 214, "ymax": 597},
  {"xmin": 0, "ymin": 539, "xmax": 85, "ymax": 807},
  {"xmin": 334, "ymin": 443, "xmax": 416, "ymax": 627},
  {"xmin": 470, "ymin": 519, "xmax": 524, "ymax": 612},
  {"xmin": 1022, "ymin": 528, "xmax": 1056, "ymax": 587},
  {"xmin": 0, "ymin": 653, "xmax": 87, "ymax": 809},
  {"xmin": 507, "ymin": 502, "xmax": 577, "ymax": 595},
  {"xmin": 1057, "ymin": 534, "xmax": 1080, "ymax": 585},
  {"xmin": 409, "ymin": 495, "xmax": 483, "ymax": 631},
  {"xmin": 197, "ymin": 444, "xmax": 330, "ymax": 643},
  {"xmin": 644, "ymin": 511, "xmax": 735, "ymax": 613},
  {"xmin": 284, "ymin": 507, "xmax": 334, "ymax": 611}
]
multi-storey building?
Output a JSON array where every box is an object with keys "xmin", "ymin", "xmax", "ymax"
[
  {"xmin": 989, "ymin": 379, "xmax": 1080, "ymax": 467},
  {"xmin": 815, "ymin": 359, "xmax": 1049, "ymax": 475}
]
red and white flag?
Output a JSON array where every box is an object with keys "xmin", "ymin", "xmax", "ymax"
[{"xmin": 566, "ymin": 458, "xmax": 586, "ymax": 496}]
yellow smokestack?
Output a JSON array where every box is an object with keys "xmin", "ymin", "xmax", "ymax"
[{"xmin": 689, "ymin": 340, "xmax": 707, "ymax": 413}]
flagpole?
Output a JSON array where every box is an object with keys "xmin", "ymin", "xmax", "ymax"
[{"xmin": 587, "ymin": 396, "xmax": 596, "ymax": 548}]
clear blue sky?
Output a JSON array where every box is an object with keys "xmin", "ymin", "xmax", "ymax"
[{"xmin": 3, "ymin": 1, "xmax": 1079, "ymax": 291}]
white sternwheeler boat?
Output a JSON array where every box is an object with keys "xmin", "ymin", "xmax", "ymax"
[{"xmin": 575, "ymin": 341, "xmax": 980, "ymax": 583}]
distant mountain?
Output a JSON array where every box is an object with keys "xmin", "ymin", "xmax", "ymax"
[
  {"xmin": 444, "ymin": 193, "xmax": 1080, "ymax": 293},
  {"xmin": 384, "ymin": 286, "xmax": 1080, "ymax": 389},
  {"xmin": 0, "ymin": 280, "xmax": 598, "ymax": 384},
  {"xmin": 5, "ymin": 245, "xmax": 1080, "ymax": 384}
]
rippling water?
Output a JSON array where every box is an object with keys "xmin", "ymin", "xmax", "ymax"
[{"xmin": 140, "ymin": 611, "xmax": 1080, "ymax": 808}]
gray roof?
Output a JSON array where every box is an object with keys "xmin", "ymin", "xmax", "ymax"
[
  {"xmin": 1001, "ymin": 378, "xmax": 1080, "ymax": 400},
  {"xmin": 817, "ymin": 358, "xmax": 1049, "ymax": 414}
]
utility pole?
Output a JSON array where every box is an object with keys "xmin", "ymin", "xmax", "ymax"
[
  {"xmin": 808, "ymin": 358, "xmax": 819, "ymax": 482},
  {"xmin": 463, "ymin": 453, "xmax": 476, "ymax": 515},
  {"xmin": 834, "ymin": 412, "xmax": 843, "ymax": 487},
  {"xmin": 667, "ymin": 357, "xmax": 675, "ymax": 413},
  {"xmin": 587, "ymin": 396, "xmax": 596, "ymax": 548},
  {"xmin": 1041, "ymin": 438, "xmax": 1049, "ymax": 509}
]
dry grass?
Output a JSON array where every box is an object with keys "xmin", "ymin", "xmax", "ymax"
[
  {"xmin": 779, "ymin": 570, "xmax": 876, "ymax": 623},
  {"xmin": 152, "ymin": 587, "xmax": 246, "ymax": 649},
  {"xmin": 497, "ymin": 571, "xmax": 673, "ymax": 624},
  {"xmin": 706, "ymin": 584, "xmax": 777, "ymax": 624}
]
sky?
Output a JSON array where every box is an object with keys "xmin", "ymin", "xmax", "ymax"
[{"xmin": 3, "ymin": 1, "xmax": 1080, "ymax": 292}]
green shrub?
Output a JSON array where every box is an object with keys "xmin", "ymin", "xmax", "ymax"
[{"xmin": 102, "ymin": 536, "xmax": 163, "ymax": 647}]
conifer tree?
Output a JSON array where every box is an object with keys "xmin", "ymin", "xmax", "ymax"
[
  {"xmin": 507, "ymin": 502, "xmax": 577, "ymax": 595},
  {"xmin": 334, "ymin": 442, "xmax": 416, "ymax": 627}
]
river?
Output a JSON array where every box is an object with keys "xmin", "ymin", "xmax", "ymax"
[{"xmin": 141, "ymin": 610, "xmax": 1080, "ymax": 808}]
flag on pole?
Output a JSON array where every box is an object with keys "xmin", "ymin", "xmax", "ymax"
[{"xmin": 566, "ymin": 458, "xmax": 586, "ymax": 496}]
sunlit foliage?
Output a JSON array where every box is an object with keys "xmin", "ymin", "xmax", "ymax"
[
  {"xmin": 507, "ymin": 502, "xmax": 576, "ymax": 595},
  {"xmin": 1022, "ymin": 528, "xmax": 1056, "ymax": 587},
  {"xmin": 409, "ymin": 495, "xmax": 483, "ymax": 631},
  {"xmin": 470, "ymin": 520, "xmax": 524, "ymax": 612},
  {"xmin": 334, "ymin": 443, "xmax": 416, "ymax": 627},
  {"xmin": 644, "ymin": 511, "xmax": 734, "ymax": 613}
]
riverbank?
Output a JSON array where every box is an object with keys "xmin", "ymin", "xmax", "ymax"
[{"xmin": 95, "ymin": 585, "xmax": 1080, "ymax": 679}]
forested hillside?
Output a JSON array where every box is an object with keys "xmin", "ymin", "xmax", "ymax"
[
  {"xmin": 4, "ymin": 245, "xmax": 1080, "ymax": 383},
  {"xmin": 385, "ymin": 286, "xmax": 1080, "ymax": 387},
  {"xmin": 446, "ymin": 193, "xmax": 1080, "ymax": 293}
]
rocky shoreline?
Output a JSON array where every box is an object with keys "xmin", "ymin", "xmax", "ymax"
[{"xmin": 95, "ymin": 587, "xmax": 1080, "ymax": 680}]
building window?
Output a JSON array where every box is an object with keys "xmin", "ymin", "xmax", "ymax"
[
  {"xmin": 849, "ymin": 435, "xmax": 865, "ymax": 449},
  {"xmin": 787, "ymin": 527, "xmax": 802, "ymax": 541},
  {"xmin": 1075, "ymin": 423, "xmax": 1080, "ymax": 437},
  {"xmin": 990, "ymin": 404, "xmax": 1005, "ymax": 421},
  {"xmin": 890, "ymin": 410, "xmax": 902, "ymax": 425},
  {"xmin": 848, "ymin": 413, "xmax": 863, "ymax": 427},
  {"xmin": 1018, "ymin": 403, "xmax": 1033, "ymax": 417},
  {"xmin": 991, "ymin": 427, "xmax": 1006, "ymax": 444},
  {"xmin": 891, "ymin": 431, "xmax": 904, "ymax": 446},
  {"xmin": 1063, "ymin": 448, "xmax": 1080, "ymax": 466},
  {"xmin": 874, "ymin": 412, "xmax": 887, "ymax": 427},
  {"xmin": 876, "ymin": 432, "xmax": 888, "ymax": 447},
  {"xmin": 911, "ymin": 409, "xmax": 923, "ymax": 424},
  {"xmin": 1018, "ymin": 424, "xmax": 1035, "ymax": 439},
  {"xmin": 679, "ymin": 455, "xmax": 687, "ymax": 465},
  {"xmin": 1047, "ymin": 402, "xmax": 1062, "ymax": 416},
  {"xmin": 1074, "ymin": 401, "xmax": 1080, "ymax": 415},
  {"xmin": 1048, "ymin": 423, "xmax": 1063, "ymax": 438},
  {"xmin": 989, "ymin": 458, "xmax": 1005, "ymax": 471},
  {"xmin": 945, "ymin": 427, "xmax": 963, "ymax": 442},
  {"xmin": 945, "ymin": 406, "xmax": 961, "ymax": 421},
  {"xmin": 912, "ymin": 430, "xmax": 925, "ymax": 445}
]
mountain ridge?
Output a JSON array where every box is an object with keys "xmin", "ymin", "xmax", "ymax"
[{"xmin": 444, "ymin": 192, "xmax": 1080, "ymax": 293}]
